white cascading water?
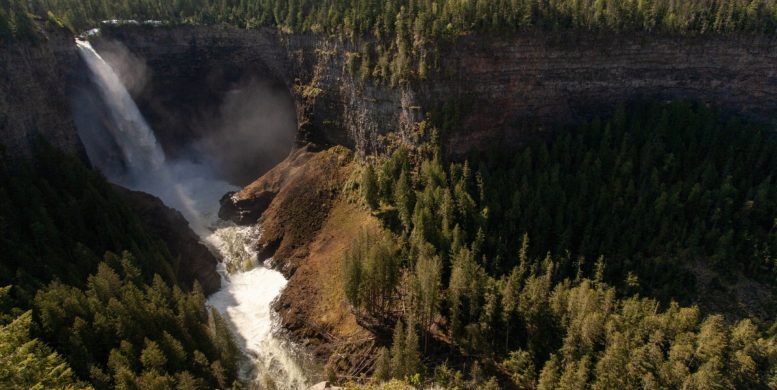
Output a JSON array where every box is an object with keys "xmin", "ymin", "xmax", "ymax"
[{"xmin": 75, "ymin": 39, "xmax": 310, "ymax": 389}]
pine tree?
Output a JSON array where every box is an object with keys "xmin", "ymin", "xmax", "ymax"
[
  {"xmin": 390, "ymin": 321, "xmax": 406, "ymax": 379},
  {"xmin": 537, "ymin": 353, "xmax": 561, "ymax": 390},
  {"xmin": 394, "ymin": 169, "xmax": 415, "ymax": 231},
  {"xmin": 412, "ymin": 253, "xmax": 441, "ymax": 348},
  {"xmin": 362, "ymin": 163, "xmax": 380, "ymax": 210},
  {"xmin": 140, "ymin": 340, "xmax": 167, "ymax": 371},
  {"xmin": 503, "ymin": 349, "xmax": 537, "ymax": 388},
  {"xmin": 0, "ymin": 311, "xmax": 86, "ymax": 389},
  {"xmin": 344, "ymin": 241, "xmax": 364, "ymax": 309},
  {"xmin": 404, "ymin": 322, "xmax": 422, "ymax": 379},
  {"xmin": 373, "ymin": 347, "xmax": 391, "ymax": 383}
]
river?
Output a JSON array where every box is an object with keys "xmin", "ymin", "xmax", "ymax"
[{"xmin": 74, "ymin": 38, "xmax": 310, "ymax": 389}]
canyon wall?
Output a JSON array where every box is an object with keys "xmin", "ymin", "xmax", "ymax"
[
  {"xmin": 446, "ymin": 32, "xmax": 777, "ymax": 153},
  {"xmin": 2, "ymin": 25, "xmax": 777, "ymax": 163},
  {"xmin": 93, "ymin": 25, "xmax": 292, "ymax": 158},
  {"xmin": 0, "ymin": 27, "xmax": 85, "ymax": 161},
  {"xmin": 96, "ymin": 26, "xmax": 777, "ymax": 158}
]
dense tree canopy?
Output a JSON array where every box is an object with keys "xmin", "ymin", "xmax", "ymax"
[
  {"xmin": 0, "ymin": 147, "xmax": 240, "ymax": 388},
  {"xmin": 0, "ymin": 286, "xmax": 89, "ymax": 390},
  {"xmin": 7, "ymin": 0, "xmax": 777, "ymax": 35},
  {"xmin": 362, "ymin": 102, "xmax": 777, "ymax": 300},
  {"xmin": 0, "ymin": 144, "xmax": 177, "ymax": 305},
  {"xmin": 35, "ymin": 254, "xmax": 239, "ymax": 389},
  {"xmin": 348, "ymin": 101, "xmax": 777, "ymax": 388},
  {"xmin": 5, "ymin": 0, "xmax": 777, "ymax": 83}
]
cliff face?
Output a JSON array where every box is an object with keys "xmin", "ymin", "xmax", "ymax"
[
  {"xmin": 445, "ymin": 32, "xmax": 777, "ymax": 153},
  {"xmin": 222, "ymin": 146, "xmax": 380, "ymax": 372},
  {"xmin": 3, "ymin": 25, "xmax": 777, "ymax": 163},
  {"xmin": 0, "ymin": 27, "xmax": 85, "ymax": 161},
  {"xmin": 114, "ymin": 186, "xmax": 221, "ymax": 295},
  {"xmin": 298, "ymin": 31, "xmax": 777, "ymax": 155},
  {"xmin": 94, "ymin": 26, "xmax": 777, "ymax": 157}
]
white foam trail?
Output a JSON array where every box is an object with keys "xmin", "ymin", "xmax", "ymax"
[
  {"xmin": 206, "ymin": 225, "xmax": 310, "ymax": 389},
  {"xmin": 75, "ymin": 38, "xmax": 309, "ymax": 388}
]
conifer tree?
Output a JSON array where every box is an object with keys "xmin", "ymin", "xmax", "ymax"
[
  {"xmin": 390, "ymin": 321, "xmax": 406, "ymax": 379},
  {"xmin": 373, "ymin": 347, "xmax": 391, "ymax": 383},
  {"xmin": 404, "ymin": 322, "xmax": 422, "ymax": 379},
  {"xmin": 394, "ymin": 169, "xmax": 414, "ymax": 231},
  {"xmin": 362, "ymin": 164, "xmax": 380, "ymax": 210}
]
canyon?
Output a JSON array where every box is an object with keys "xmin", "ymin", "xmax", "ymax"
[{"xmin": 3, "ymin": 22, "xmax": 777, "ymax": 384}]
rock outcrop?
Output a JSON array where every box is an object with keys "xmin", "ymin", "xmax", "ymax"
[
  {"xmin": 224, "ymin": 145, "xmax": 353, "ymax": 277},
  {"xmin": 0, "ymin": 26, "xmax": 85, "ymax": 162},
  {"xmin": 115, "ymin": 186, "xmax": 221, "ymax": 295},
  {"xmin": 222, "ymin": 145, "xmax": 381, "ymax": 371},
  {"xmin": 218, "ymin": 145, "xmax": 318, "ymax": 225}
]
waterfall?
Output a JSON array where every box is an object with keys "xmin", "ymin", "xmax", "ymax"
[
  {"xmin": 74, "ymin": 39, "xmax": 310, "ymax": 389},
  {"xmin": 75, "ymin": 39, "xmax": 165, "ymax": 185}
]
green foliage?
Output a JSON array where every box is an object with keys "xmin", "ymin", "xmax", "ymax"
[
  {"xmin": 0, "ymin": 145, "xmax": 180, "ymax": 306},
  {"xmin": 0, "ymin": 309, "xmax": 89, "ymax": 389},
  {"xmin": 386, "ymin": 320, "xmax": 422, "ymax": 382},
  {"xmin": 370, "ymin": 102, "xmax": 777, "ymax": 299},
  {"xmin": 373, "ymin": 347, "xmax": 391, "ymax": 383},
  {"xmin": 361, "ymin": 163, "xmax": 379, "ymax": 210},
  {"xmin": 12, "ymin": 0, "xmax": 777, "ymax": 37},
  {"xmin": 409, "ymin": 252, "xmax": 441, "ymax": 345},
  {"xmin": 9, "ymin": 0, "xmax": 775, "ymax": 82},
  {"xmin": 34, "ymin": 254, "xmax": 239, "ymax": 389},
  {"xmin": 389, "ymin": 321, "xmax": 405, "ymax": 380},
  {"xmin": 343, "ymin": 231, "xmax": 401, "ymax": 318},
  {"xmin": 0, "ymin": 149, "xmax": 238, "ymax": 388},
  {"xmin": 503, "ymin": 349, "xmax": 536, "ymax": 388},
  {"xmin": 354, "ymin": 101, "xmax": 777, "ymax": 387}
]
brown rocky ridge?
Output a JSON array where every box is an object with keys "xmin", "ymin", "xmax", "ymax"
[{"xmin": 221, "ymin": 145, "xmax": 383, "ymax": 376}]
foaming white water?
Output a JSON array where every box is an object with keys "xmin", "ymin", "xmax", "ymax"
[
  {"xmin": 75, "ymin": 38, "xmax": 309, "ymax": 388},
  {"xmin": 206, "ymin": 225, "xmax": 310, "ymax": 389}
]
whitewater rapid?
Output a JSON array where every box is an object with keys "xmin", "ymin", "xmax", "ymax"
[
  {"xmin": 75, "ymin": 38, "xmax": 309, "ymax": 389},
  {"xmin": 206, "ymin": 225, "xmax": 309, "ymax": 388}
]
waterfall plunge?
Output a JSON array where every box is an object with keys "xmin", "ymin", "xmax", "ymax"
[
  {"xmin": 75, "ymin": 40, "xmax": 165, "ymax": 185},
  {"xmin": 75, "ymin": 39, "xmax": 310, "ymax": 389}
]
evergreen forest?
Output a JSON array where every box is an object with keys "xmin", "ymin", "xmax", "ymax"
[
  {"xmin": 350, "ymin": 102, "xmax": 777, "ymax": 388},
  {"xmin": 0, "ymin": 145, "xmax": 240, "ymax": 389}
]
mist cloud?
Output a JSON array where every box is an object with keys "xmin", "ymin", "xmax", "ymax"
[
  {"xmin": 96, "ymin": 40, "xmax": 149, "ymax": 96},
  {"xmin": 75, "ymin": 39, "xmax": 298, "ymax": 191},
  {"xmin": 194, "ymin": 79, "xmax": 298, "ymax": 185}
]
